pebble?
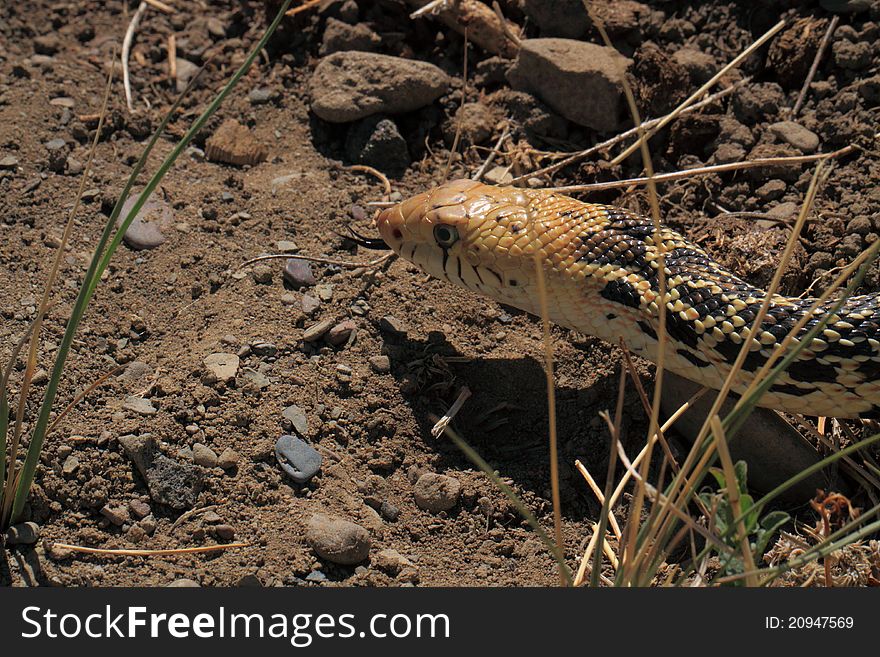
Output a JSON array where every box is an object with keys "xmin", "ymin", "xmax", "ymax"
[
  {"xmin": 0, "ymin": 155, "xmax": 19, "ymax": 169},
  {"xmin": 379, "ymin": 500, "xmax": 400, "ymax": 522},
  {"xmin": 118, "ymin": 361, "xmax": 153, "ymax": 384},
  {"xmin": 368, "ymin": 355, "xmax": 391, "ymax": 374},
  {"xmin": 281, "ymin": 405, "xmax": 309, "ymax": 436},
  {"xmin": 305, "ymin": 570, "xmax": 327, "ymax": 582},
  {"xmin": 129, "ymin": 499, "xmax": 151, "ymax": 519},
  {"xmin": 320, "ymin": 17, "xmax": 382, "ymax": 56},
  {"xmin": 309, "ymin": 51, "xmax": 450, "ymax": 123},
  {"xmin": 5, "ymin": 522, "xmax": 40, "ymax": 545},
  {"xmin": 218, "ymin": 448, "xmax": 240, "ymax": 470},
  {"xmin": 248, "ymin": 87, "xmax": 277, "ymax": 105},
  {"xmin": 62, "ymin": 455, "xmax": 80, "ymax": 476},
  {"xmin": 277, "ymin": 240, "xmax": 298, "ymax": 252},
  {"xmin": 123, "ymin": 395, "xmax": 156, "ymax": 416},
  {"xmin": 374, "ymin": 548, "xmax": 415, "ymax": 576},
  {"xmin": 379, "ymin": 315, "xmax": 406, "ymax": 336},
  {"xmin": 305, "ymin": 513, "xmax": 371, "ymax": 565},
  {"xmin": 100, "ymin": 505, "xmax": 131, "ymax": 526},
  {"xmin": 303, "ymin": 318, "xmax": 334, "ymax": 342},
  {"xmin": 175, "ymin": 58, "xmax": 201, "ymax": 93},
  {"xmin": 281, "ymin": 293, "xmax": 299, "ymax": 306},
  {"xmin": 283, "ymin": 259, "xmax": 316, "ymax": 289},
  {"xmin": 712, "ymin": 142, "xmax": 746, "ymax": 164},
  {"xmin": 275, "ymin": 434, "xmax": 322, "ymax": 484},
  {"xmin": 167, "ymin": 578, "xmax": 201, "ymax": 587},
  {"xmin": 413, "ymin": 473, "xmax": 462, "ymax": 512},
  {"xmin": 327, "ymin": 320, "xmax": 356, "ymax": 346},
  {"xmin": 213, "ymin": 524, "xmax": 236, "ymax": 540},
  {"xmin": 301, "ymin": 294, "xmax": 321, "ymax": 315},
  {"xmin": 315, "ymin": 284, "xmax": 334, "ymax": 301},
  {"xmin": 484, "ymin": 166, "xmax": 513, "ymax": 185},
  {"xmin": 117, "ymin": 192, "xmax": 174, "ymax": 250},
  {"xmin": 44, "ymin": 138, "xmax": 67, "ymax": 151},
  {"xmin": 251, "ymin": 341, "xmax": 278, "ymax": 358},
  {"xmin": 768, "ymin": 121, "xmax": 820, "ymax": 153},
  {"xmin": 203, "ymin": 352, "xmax": 240, "ymax": 384},
  {"xmin": 251, "ymin": 265, "xmax": 273, "ymax": 284},
  {"xmin": 756, "ymin": 180, "xmax": 787, "ymax": 202},
  {"xmin": 508, "ymin": 39, "xmax": 632, "ymax": 131},
  {"xmin": 192, "ymin": 443, "xmax": 219, "ymax": 468}
]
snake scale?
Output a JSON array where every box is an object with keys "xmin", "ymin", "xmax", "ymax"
[{"xmin": 371, "ymin": 179, "xmax": 880, "ymax": 419}]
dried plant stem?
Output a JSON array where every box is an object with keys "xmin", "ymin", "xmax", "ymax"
[
  {"xmin": 237, "ymin": 252, "xmax": 394, "ymax": 271},
  {"xmin": 51, "ymin": 542, "xmax": 249, "ymax": 557},
  {"xmin": 443, "ymin": 27, "xmax": 469, "ymax": 183},
  {"xmin": 472, "ymin": 128, "xmax": 510, "ymax": 181},
  {"xmin": 122, "ymin": 1, "xmax": 149, "ymax": 112},
  {"xmin": 545, "ymin": 141, "xmax": 863, "ymax": 195},
  {"xmin": 792, "ymin": 16, "xmax": 839, "ymax": 116},
  {"xmin": 285, "ymin": 0, "xmax": 323, "ymax": 17}
]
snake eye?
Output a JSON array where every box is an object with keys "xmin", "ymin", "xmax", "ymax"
[{"xmin": 433, "ymin": 224, "xmax": 459, "ymax": 248}]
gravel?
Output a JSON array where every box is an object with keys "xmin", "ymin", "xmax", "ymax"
[{"xmin": 192, "ymin": 443, "xmax": 220, "ymax": 468}]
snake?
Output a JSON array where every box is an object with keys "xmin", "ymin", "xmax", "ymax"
[{"xmin": 365, "ymin": 179, "xmax": 880, "ymax": 419}]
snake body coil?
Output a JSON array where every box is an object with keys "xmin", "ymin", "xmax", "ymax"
[{"xmin": 374, "ymin": 179, "xmax": 880, "ymax": 419}]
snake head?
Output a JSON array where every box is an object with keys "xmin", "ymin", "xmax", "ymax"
[{"xmin": 375, "ymin": 179, "xmax": 543, "ymax": 301}]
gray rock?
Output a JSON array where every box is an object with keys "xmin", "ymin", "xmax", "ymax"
[
  {"xmin": 0, "ymin": 155, "xmax": 18, "ymax": 169},
  {"xmin": 303, "ymin": 318, "xmax": 335, "ymax": 342},
  {"xmin": 251, "ymin": 265, "xmax": 273, "ymax": 284},
  {"xmin": 281, "ymin": 405, "xmax": 309, "ymax": 436},
  {"xmin": 283, "ymin": 259, "xmax": 316, "ymax": 289},
  {"xmin": 660, "ymin": 372, "xmax": 825, "ymax": 500},
  {"xmin": 5, "ymin": 521, "xmax": 40, "ymax": 545},
  {"xmin": 275, "ymin": 434, "xmax": 322, "ymax": 484},
  {"xmin": 129, "ymin": 499, "xmax": 151, "ymax": 518},
  {"xmin": 522, "ymin": 0, "xmax": 589, "ymax": 38},
  {"xmin": 320, "ymin": 18, "xmax": 381, "ymax": 56},
  {"xmin": 203, "ymin": 352, "xmax": 239, "ymax": 384},
  {"xmin": 167, "ymin": 578, "xmax": 201, "ymax": 587},
  {"xmin": 192, "ymin": 443, "xmax": 219, "ymax": 468},
  {"xmin": 175, "ymin": 58, "xmax": 201, "ymax": 93},
  {"xmin": 248, "ymin": 87, "xmax": 277, "ymax": 105},
  {"xmin": 345, "ymin": 115, "xmax": 410, "ymax": 174},
  {"xmin": 251, "ymin": 341, "xmax": 278, "ymax": 358},
  {"xmin": 117, "ymin": 191, "xmax": 174, "ymax": 250},
  {"xmin": 118, "ymin": 360, "xmax": 153, "ymax": 384},
  {"xmin": 379, "ymin": 315, "xmax": 406, "ymax": 336},
  {"xmin": 44, "ymin": 138, "xmax": 67, "ymax": 151},
  {"xmin": 62, "ymin": 455, "xmax": 80, "ymax": 476},
  {"xmin": 305, "ymin": 513, "xmax": 371, "ymax": 565},
  {"xmin": 507, "ymin": 39, "xmax": 632, "ymax": 132},
  {"xmin": 768, "ymin": 121, "xmax": 820, "ymax": 153},
  {"xmin": 413, "ymin": 473, "xmax": 461, "ymax": 512},
  {"xmin": 123, "ymin": 395, "xmax": 156, "ymax": 416},
  {"xmin": 118, "ymin": 434, "xmax": 203, "ymax": 509},
  {"xmin": 310, "ymin": 51, "xmax": 450, "ymax": 123},
  {"xmin": 301, "ymin": 294, "xmax": 321, "ymax": 315}
]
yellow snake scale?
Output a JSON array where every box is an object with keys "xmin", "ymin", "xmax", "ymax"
[{"xmin": 374, "ymin": 179, "xmax": 880, "ymax": 419}]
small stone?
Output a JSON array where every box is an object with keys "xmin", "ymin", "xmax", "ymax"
[
  {"xmin": 275, "ymin": 434, "xmax": 322, "ymax": 483},
  {"xmin": 44, "ymin": 138, "xmax": 67, "ymax": 152},
  {"xmin": 248, "ymin": 87, "xmax": 276, "ymax": 105},
  {"xmin": 206, "ymin": 17, "xmax": 226, "ymax": 38},
  {"xmin": 175, "ymin": 58, "xmax": 201, "ymax": 93},
  {"xmin": 117, "ymin": 191, "xmax": 174, "ymax": 250},
  {"xmin": 305, "ymin": 570, "xmax": 327, "ymax": 582},
  {"xmin": 712, "ymin": 143, "xmax": 745, "ymax": 164},
  {"xmin": 301, "ymin": 295, "xmax": 321, "ymax": 315},
  {"xmin": 31, "ymin": 368, "xmax": 48, "ymax": 385},
  {"xmin": 368, "ymin": 355, "xmax": 391, "ymax": 374},
  {"xmin": 50, "ymin": 96, "xmax": 75, "ymax": 108},
  {"xmin": 768, "ymin": 121, "xmax": 820, "ymax": 153},
  {"xmin": 192, "ymin": 443, "xmax": 219, "ymax": 468},
  {"xmin": 755, "ymin": 179, "xmax": 787, "ymax": 202},
  {"xmin": 320, "ymin": 18, "xmax": 381, "ymax": 56},
  {"xmin": 5, "ymin": 522, "xmax": 40, "ymax": 545},
  {"xmin": 281, "ymin": 406, "xmax": 309, "ymax": 436},
  {"xmin": 327, "ymin": 320, "xmax": 356, "ymax": 346},
  {"xmin": 203, "ymin": 352, "xmax": 239, "ymax": 384},
  {"xmin": 379, "ymin": 500, "xmax": 400, "ymax": 522},
  {"xmin": 251, "ymin": 341, "xmax": 278, "ymax": 358},
  {"xmin": 0, "ymin": 155, "xmax": 18, "ymax": 170},
  {"xmin": 281, "ymin": 293, "xmax": 299, "ymax": 306},
  {"xmin": 100, "ymin": 505, "xmax": 131, "ymax": 526},
  {"xmin": 123, "ymin": 395, "xmax": 156, "ymax": 416},
  {"xmin": 118, "ymin": 361, "xmax": 153, "ymax": 384},
  {"xmin": 33, "ymin": 34, "xmax": 60, "ymax": 55},
  {"xmin": 379, "ymin": 315, "xmax": 406, "ymax": 335},
  {"xmin": 305, "ymin": 513, "xmax": 371, "ymax": 565},
  {"xmin": 218, "ymin": 448, "xmax": 240, "ymax": 470},
  {"xmin": 303, "ymin": 318, "xmax": 334, "ymax": 342},
  {"xmin": 62, "ymin": 455, "xmax": 80, "ymax": 476},
  {"xmin": 167, "ymin": 578, "xmax": 201, "ymax": 587},
  {"xmin": 129, "ymin": 499, "xmax": 151, "ymax": 519},
  {"xmin": 315, "ymin": 284, "xmax": 334, "ymax": 301},
  {"xmin": 118, "ymin": 434, "xmax": 204, "ymax": 510},
  {"xmin": 345, "ymin": 115, "xmax": 410, "ymax": 174},
  {"xmin": 484, "ymin": 166, "xmax": 513, "ymax": 185},
  {"xmin": 374, "ymin": 548, "xmax": 414, "ymax": 575},
  {"xmin": 276, "ymin": 240, "xmax": 298, "ymax": 252},
  {"xmin": 213, "ymin": 524, "xmax": 236, "ymax": 540},
  {"xmin": 283, "ymin": 259, "xmax": 316, "ymax": 289},
  {"xmin": 251, "ymin": 265, "xmax": 273, "ymax": 284},
  {"xmin": 413, "ymin": 473, "xmax": 461, "ymax": 512}
]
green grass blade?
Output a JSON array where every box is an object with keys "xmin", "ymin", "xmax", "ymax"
[{"xmin": 9, "ymin": 0, "xmax": 293, "ymax": 523}]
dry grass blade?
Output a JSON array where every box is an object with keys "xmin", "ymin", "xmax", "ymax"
[
  {"xmin": 237, "ymin": 252, "xmax": 395, "ymax": 271},
  {"xmin": 574, "ymin": 460, "xmax": 621, "ymax": 540},
  {"xmin": 122, "ymin": 1, "xmax": 149, "ymax": 112},
  {"xmin": 792, "ymin": 16, "xmax": 839, "ymax": 116},
  {"xmin": 443, "ymin": 27, "xmax": 468, "ymax": 182},
  {"xmin": 50, "ymin": 542, "xmax": 250, "ymax": 557}
]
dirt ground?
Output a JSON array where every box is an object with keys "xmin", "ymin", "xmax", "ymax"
[{"xmin": 1, "ymin": 0, "xmax": 879, "ymax": 587}]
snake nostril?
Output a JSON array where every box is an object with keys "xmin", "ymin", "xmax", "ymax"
[{"xmin": 393, "ymin": 228, "xmax": 403, "ymax": 240}]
